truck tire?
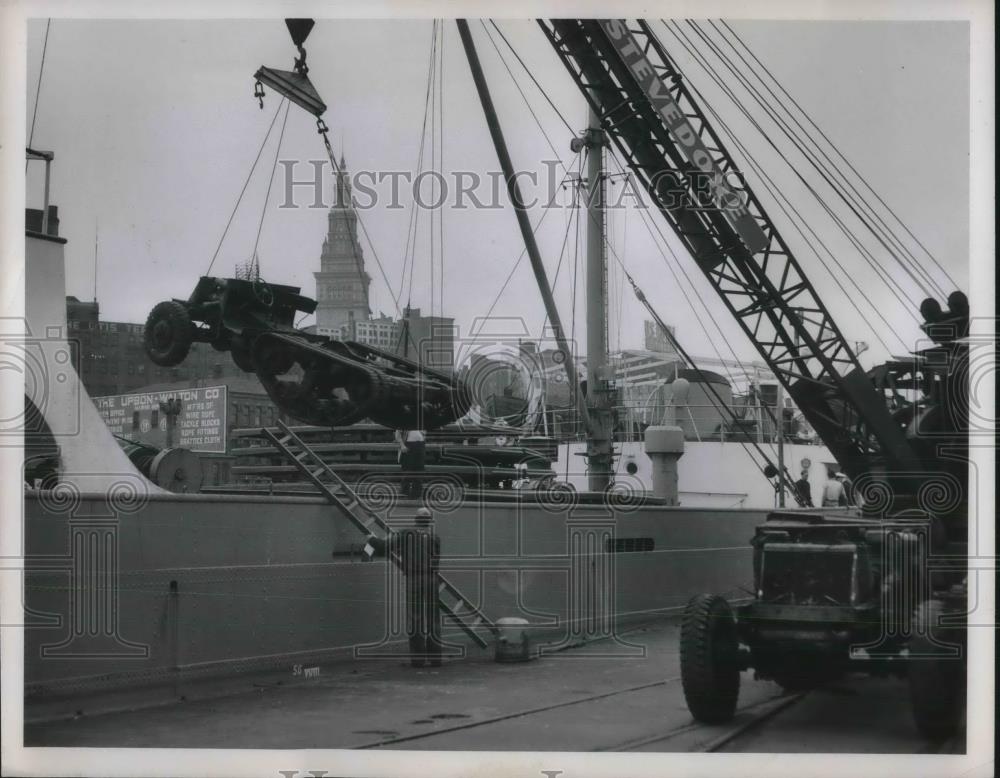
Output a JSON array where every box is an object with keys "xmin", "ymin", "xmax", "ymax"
[
  {"xmin": 680, "ymin": 593, "xmax": 740, "ymax": 723},
  {"xmin": 144, "ymin": 301, "xmax": 194, "ymax": 367},
  {"xmin": 909, "ymin": 599, "xmax": 964, "ymax": 740}
]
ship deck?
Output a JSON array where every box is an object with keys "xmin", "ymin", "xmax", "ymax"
[{"xmin": 24, "ymin": 618, "xmax": 960, "ymax": 754}]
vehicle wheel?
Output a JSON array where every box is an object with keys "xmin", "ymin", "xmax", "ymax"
[
  {"xmin": 680, "ymin": 594, "xmax": 740, "ymax": 723},
  {"xmin": 909, "ymin": 599, "xmax": 964, "ymax": 740},
  {"xmin": 144, "ymin": 301, "xmax": 194, "ymax": 367}
]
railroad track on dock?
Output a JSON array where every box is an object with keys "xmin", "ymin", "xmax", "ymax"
[
  {"xmin": 602, "ymin": 691, "xmax": 806, "ymax": 752},
  {"xmin": 356, "ymin": 674, "xmax": 805, "ymax": 751}
]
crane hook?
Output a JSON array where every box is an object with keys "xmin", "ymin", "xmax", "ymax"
[
  {"xmin": 293, "ymin": 43, "xmax": 309, "ymax": 76},
  {"xmin": 253, "ymin": 80, "xmax": 265, "ymax": 109}
]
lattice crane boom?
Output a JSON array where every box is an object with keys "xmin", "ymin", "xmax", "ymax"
[{"xmin": 539, "ymin": 19, "xmax": 925, "ymax": 481}]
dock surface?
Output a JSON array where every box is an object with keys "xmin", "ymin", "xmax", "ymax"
[{"xmin": 25, "ymin": 619, "xmax": 956, "ymax": 753}]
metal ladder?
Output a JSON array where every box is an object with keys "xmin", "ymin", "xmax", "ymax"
[{"xmin": 261, "ymin": 420, "xmax": 498, "ymax": 648}]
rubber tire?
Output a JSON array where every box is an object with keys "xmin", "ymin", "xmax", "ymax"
[
  {"xmin": 144, "ymin": 301, "xmax": 194, "ymax": 367},
  {"xmin": 680, "ymin": 594, "xmax": 741, "ymax": 723},
  {"xmin": 908, "ymin": 599, "xmax": 964, "ymax": 740}
]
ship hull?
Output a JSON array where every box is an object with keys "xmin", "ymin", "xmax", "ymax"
[{"xmin": 24, "ymin": 490, "xmax": 766, "ymax": 699}]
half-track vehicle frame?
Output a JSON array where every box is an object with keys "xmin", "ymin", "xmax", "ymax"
[{"xmin": 144, "ymin": 275, "xmax": 471, "ymax": 430}]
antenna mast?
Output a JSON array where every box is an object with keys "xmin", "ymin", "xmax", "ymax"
[{"xmin": 93, "ymin": 219, "xmax": 99, "ymax": 303}]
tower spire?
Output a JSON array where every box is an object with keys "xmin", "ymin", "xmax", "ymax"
[
  {"xmin": 314, "ymin": 141, "xmax": 370, "ymax": 339},
  {"xmin": 334, "ymin": 147, "xmax": 351, "ymax": 209}
]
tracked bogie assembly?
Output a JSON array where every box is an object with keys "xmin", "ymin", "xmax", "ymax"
[{"xmin": 144, "ymin": 276, "xmax": 470, "ymax": 430}]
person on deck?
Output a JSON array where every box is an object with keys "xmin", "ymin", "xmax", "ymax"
[
  {"xmin": 395, "ymin": 428, "xmax": 427, "ymax": 500},
  {"xmin": 367, "ymin": 507, "xmax": 442, "ymax": 667},
  {"xmin": 822, "ymin": 470, "xmax": 848, "ymax": 507},
  {"xmin": 794, "ymin": 471, "xmax": 813, "ymax": 507},
  {"xmin": 836, "ymin": 472, "xmax": 855, "ymax": 507}
]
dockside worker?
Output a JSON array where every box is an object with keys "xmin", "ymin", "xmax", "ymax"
[
  {"xmin": 367, "ymin": 507, "xmax": 442, "ymax": 667},
  {"xmin": 794, "ymin": 471, "xmax": 813, "ymax": 507},
  {"xmin": 822, "ymin": 469, "xmax": 848, "ymax": 507},
  {"xmin": 395, "ymin": 428, "xmax": 427, "ymax": 499}
]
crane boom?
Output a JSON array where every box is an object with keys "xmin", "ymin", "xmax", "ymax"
[{"xmin": 539, "ymin": 19, "xmax": 925, "ymax": 482}]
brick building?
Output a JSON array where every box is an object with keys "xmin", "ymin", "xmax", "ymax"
[
  {"xmin": 106, "ymin": 373, "xmax": 286, "ymax": 453},
  {"xmin": 66, "ymin": 296, "xmax": 249, "ymax": 398}
]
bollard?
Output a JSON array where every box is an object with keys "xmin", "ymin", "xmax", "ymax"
[{"xmin": 493, "ymin": 617, "xmax": 534, "ymax": 663}]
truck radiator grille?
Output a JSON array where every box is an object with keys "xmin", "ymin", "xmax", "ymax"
[{"xmin": 760, "ymin": 544, "xmax": 856, "ymax": 606}]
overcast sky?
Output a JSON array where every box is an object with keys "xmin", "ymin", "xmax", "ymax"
[{"xmin": 25, "ymin": 18, "xmax": 969, "ymax": 369}]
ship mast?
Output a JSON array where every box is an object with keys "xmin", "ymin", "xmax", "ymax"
[
  {"xmin": 581, "ymin": 108, "xmax": 614, "ymax": 491},
  {"xmin": 456, "ymin": 19, "xmax": 594, "ymax": 445}
]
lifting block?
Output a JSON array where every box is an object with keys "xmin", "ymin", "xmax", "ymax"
[
  {"xmin": 493, "ymin": 617, "xmax": 535, "ymax": 663},
  {"xmin": 253, "ymin": 66, "xmax": 327, "ymax": 117}
]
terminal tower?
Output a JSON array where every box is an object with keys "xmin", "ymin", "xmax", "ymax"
[{"xmin": 314, "ymin": 153, "xmax": 371, "ymax": 338}]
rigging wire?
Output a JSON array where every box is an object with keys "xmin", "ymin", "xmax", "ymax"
[
  {"xmin": 651, "ymin": 31, "xmax": 902, "ymax": 353},
  {"xmin": 482, "ymin": 21, "xmax": 571, "ymax": 171},
  {"xmin": 396, "ymin": 21, "xmax": 439, "ymax": 309},
  {"xmin": 616, "ymin": 196, "xmax": 628, "ymax": 352},
  {"xmin": 438, "ymin": 21, "xmax": 446, "ymax": 328},
  {"xmin": 622, "ymin": 259, "xmax": 803, "ymax": 504},
  {"xmin": 398, "ymin": 20, "xmax": 443, "ymax": 359},
  {"xmin": 250, "ymin": 100, "xmax": 291, "ymax": 274},
  {"xmin": 718, "ymin": 20, "xmax": 960, "ymax": 294},
  {"xmin": 603, "ymin": 149, "xmax": 791, "ymax": 468},
  {"xmin": 489, "ymin": 20, "xmax": 576, "ymax": 136},
  {"xmin": 706, "ymin": 20, "xmax": 945, "ymax": 298},
  {"xmin": 661, "ymin": 21, "xmax": 921, "ymax": 336},
  {"xmin": 494, "ymin": 20, "xmax": 779, "ymax": 396},
  {"xmin": 538, "ymin": 151, "xmax": 585, "ymax": 335},
  {"xmin": 589, "ymin": 156, "xmax": 802, "ymax": 500},
  {"xmin": 205, "ymin": 97, "xmax": 286, "ymax": 275},
  {"xmin": 480, "ymin": 15, "xmax": 587, "ymax": 349},
  {"xmin": 679, "ymin": 21, "xmax": 938, "ymax": 307},
  {"xmin": 482, "ymin": 19, "xmax": 612, "ymax": 416},
  {"xmin": 476, "ymin": 22, "xmax": 797, "ymax": 497},
  {"xmin": 320, "ymin": 135, "xmax": 413, "ymax": 326},
  {"xmin": 594, "ymin": 164, "xmax": 803, "ymax": 500},
  {"xmin": 498, "ymin": 21, "xmax": 794, "ymax": 461},
  {"xmin": 548, "ymin": 187, "xmax": 581, "ymax": 311},
  {"xmin": 468, "ymin": 160, "xmax": 583, "ymax": 341},
  {"xmin": 693, "ymin": 21, "xmax": 943, "ymax": 300},
  {"xmin": 27, "ymin": 19, "xmax": 51, "ymax": 161},
  {"xmin": 490, "ymin": 22, "xmax": 757, "ymax": 445},
  {"xmin": 483, "ymin": 22, "xmax": 611, "ymax": 415},
  {"xmin": 670, "ymin": 21, "xmax": 911, "ymax": 314},
  {"xmin": 604, "ymin": 152, "xmax": 753, "ymax": 395},
  {"xmin": 569, "ymin": 155, "xmax": 583, "ymax": 426},
  {"xmin": 668, "ymin": 21, "xmax": 922, "ymax": 338},
  {"xmin": 430, "ymin": 20, "xmax": 438, "ymax": 352},
  {"xmin": 499, "ymin": 19, "xmax": 818, "ymax": 400}
]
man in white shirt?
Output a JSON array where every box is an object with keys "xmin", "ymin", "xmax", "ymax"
[
  {"xmin": 395, "ymin": 429, "xmax": 426, "ymax": 500},
  {"xmin": 821, "ymin": 471, "xmax": 847, "ymax": 507}
]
